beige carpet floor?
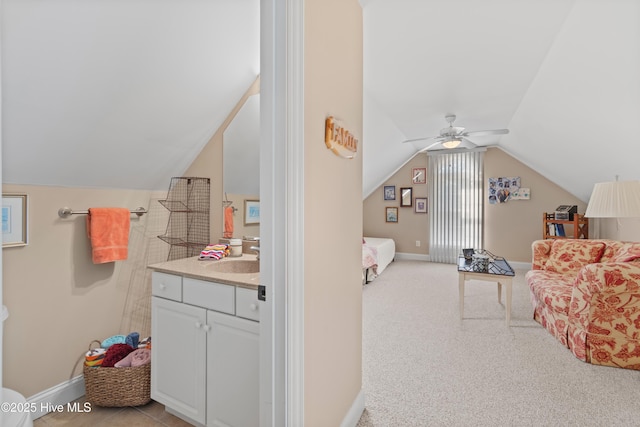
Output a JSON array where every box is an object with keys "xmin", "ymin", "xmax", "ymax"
[{"xmin": 357, "ymin": 260, "xmax": 640, "ymax": 427}]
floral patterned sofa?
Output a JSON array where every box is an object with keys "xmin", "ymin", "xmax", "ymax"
[{"xmin": 526, "ymin": 239, "xmax": 640, "ymax": 370}]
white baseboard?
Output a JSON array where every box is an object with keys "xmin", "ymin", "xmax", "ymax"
[
  {"xmin": 508, "ymin": 261, "xmax": 532, "ymax": 270},
  {"xmin": 340, "ymin": 389, "xmax": 365, "ymax": 427},
  {"xmin": 27, "ymin": 375, "xmax": 85, "ymax": 420},
  {"xmin": 395, "ymin": 252, "xmax": 430, "ymax": 261}
]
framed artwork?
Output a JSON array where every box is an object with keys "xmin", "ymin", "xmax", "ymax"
[
  {"xmin": 400, "ymin": 187, "xmax": 413, "ymax": 207},
  {"xmin": 2, "ymin": 194, "xmax": 28, "ymax": 247},
  {"xmin": 414, "ymin": 197, "xmax": 428, "ymax": 213},
  {"xmin": 244, "ymin": 199, "xmax": 260, "ymax": 225},
  {"xmin": 383, "ymin": 185, "xmax": 396, "ymax": 201},
  {"xmin": 385, "ymin": 207, "xmax": 398, "ymax": 223},
  {"xmin": 412, "ymin": 167, "xmax": 426, "ymax": 184}
]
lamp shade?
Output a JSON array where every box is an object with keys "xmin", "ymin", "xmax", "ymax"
[
  {"xmin": 442, "ymin": 138, "xmax": 462, "ymax": 149},
  {"xmin": 584, "ymin": 180, "xmax": 640, "ymax": 218}
]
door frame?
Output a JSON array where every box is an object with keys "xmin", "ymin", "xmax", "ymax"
[{"xmin": 260, "ymin": 0, "xmax": 305, "ymax": 425}]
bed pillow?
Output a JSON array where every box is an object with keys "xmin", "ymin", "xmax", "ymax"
[{"xmin": 543, "ymin": 240, "xmax": 605, "ymax": 274}]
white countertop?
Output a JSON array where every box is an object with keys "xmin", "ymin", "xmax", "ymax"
[{"xmin": 148, "ymin": 254, "xmax": 260, "ymax": 290}]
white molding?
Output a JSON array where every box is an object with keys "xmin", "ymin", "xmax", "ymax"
[
  {"xmin": 27, "ymin": 375, "xmax": 85, "ymax": 420},
  {"xmin": 395, "ymin": 252, "xmax": 430, "ymax": 262},
  {"xmin": 286, "ymin": 0, "xmax": 305, "ymax": 425},
  {"xmin": 508, "ymin": 261, "xmax": 532, "ymax": 271},
  {"xmin": 340, "ymin": 389, "xmax": 365, "ymax": 427}
]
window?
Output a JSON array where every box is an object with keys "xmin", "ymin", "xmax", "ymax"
[{"xmin": 428, "ymin": 150, "xmax": 484, "ymax": 263}]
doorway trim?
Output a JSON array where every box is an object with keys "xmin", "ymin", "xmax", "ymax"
[{"xmin": 260, "ymin": 0, "xmax": 305, "ymax": 425}]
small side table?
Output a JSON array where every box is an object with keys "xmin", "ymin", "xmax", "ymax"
[{"xmin": 457, "ymin": 251, "xmax": 515, "ymax": 326}]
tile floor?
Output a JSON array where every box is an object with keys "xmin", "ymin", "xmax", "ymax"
[{"xmin": 33, "ymin": 397, "xmax": 194, "ymax": 426}]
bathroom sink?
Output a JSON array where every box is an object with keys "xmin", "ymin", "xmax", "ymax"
[{"xmin": 207, "ymin": 259, "xmax": 259, "ymax": 274}]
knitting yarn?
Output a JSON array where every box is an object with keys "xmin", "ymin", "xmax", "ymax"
[{"xmin": 101, "ymin": 343, "xmax": 135, "ymax": 367}]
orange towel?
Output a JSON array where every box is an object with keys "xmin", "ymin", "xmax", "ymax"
[
  {"xmin": 86, "ymin": 208, "xmax": 130, "ymax": 264},
  {"xmin": 223, "ymin": 206, "xmax": 234, "ymax": 238}
]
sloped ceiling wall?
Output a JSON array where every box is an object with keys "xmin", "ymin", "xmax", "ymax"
[
  {"xmin": 1, "ymin": 0, "xmax": 259, "ymax": 191},
  {"xmin": 2, "ymin": 1, "xmax": 638, "ymax": 201},
  {"xmin": 362, "ymin": 0, "xmax": 640, "ymax": 201}
]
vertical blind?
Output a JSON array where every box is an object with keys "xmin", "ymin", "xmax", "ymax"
[{"xmin": 428, "ymin": 149, "xmax": 484, "ymax": 264}]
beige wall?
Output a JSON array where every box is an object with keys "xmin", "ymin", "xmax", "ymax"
[
  {"xmin": 2, "ymin": 184, "xmax": 165, "ymax": 397},
  {"xmin": 304, "ymin": 0, "xmax": 363, "ymax": 425},
  {"xmin": 363, "ymin": 153, "xmax": 429, "ymax": 255},
  {"xmin": 484, "ymin": 147, "xmax": 587, "ymax": 261},
  {"xmin": 363, "ymin": 147, "xmax": 594, "ymax": 263},
  {"xmin": 599, "ymin": 218, "xmax": 640, "ymax": 242}
]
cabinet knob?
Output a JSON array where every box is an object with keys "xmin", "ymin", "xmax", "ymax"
[
  {"xmin": 160, "ymin": 284, "xmax": 167, "ymax": 290},
  {"xmin": 202, "ymin": 324, "xmax": 211, "ymax": 332},
  {"xmin": 195, "ymin": 321, "xmax": 202, "ymax": 329},
  {"xmin": 250, "ymin": 303, "xmax": 258, "ymax": 311}
]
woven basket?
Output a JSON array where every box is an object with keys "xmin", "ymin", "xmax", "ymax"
[{"xmin": 83, "ymin": 340, "xmax": 151, "ymax": 407}]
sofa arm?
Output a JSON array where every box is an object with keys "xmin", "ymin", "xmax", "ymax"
[
  {"xmin": 569, "ymin": 262, "xmax": 640, "ymax": 355},
  {"xmin": 531, "ymin": 240, "xmax": 553, "ymax": 270}
]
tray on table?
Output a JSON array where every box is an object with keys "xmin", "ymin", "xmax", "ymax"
[{"xmin": 457, "ymin": 249, "xmax": 514, "ymax": 276}]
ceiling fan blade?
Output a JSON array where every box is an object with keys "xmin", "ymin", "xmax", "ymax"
[
  {"xmin": 402, "ymin": 135, "xmax": 441, "ymax": 144},
  {"xmin": 462, "ymin": 129, "xmax": 509, "ymax": 137}
]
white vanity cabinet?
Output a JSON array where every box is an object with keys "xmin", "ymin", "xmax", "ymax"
[
  {"xmin": 151, "ymin": 296, "xmax": 207, "ymax": 424},
  {"xmin": 151, "ymin": 271, "xmax": 260, "ymax": 427}
]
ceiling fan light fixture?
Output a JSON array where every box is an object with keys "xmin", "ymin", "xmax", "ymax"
[{"xmin": 442, "ymin": 138, "xmax": 462, "ymax": 149}]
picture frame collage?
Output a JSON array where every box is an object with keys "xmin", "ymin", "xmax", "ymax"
[{"xmin": 383, "ymin": 167, "xmax": 428, "ymax": 223}]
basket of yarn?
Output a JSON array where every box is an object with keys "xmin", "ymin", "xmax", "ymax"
[{"xmin": 83, "ymin": 335, "xmax": 152, "ymax": 407}]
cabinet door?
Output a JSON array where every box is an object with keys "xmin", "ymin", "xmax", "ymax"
[
  {"xmin": 207, "ymin": 310, "xmax": 260, "ymax": 427},
  {"xmin": 151, "ymin": 297, "xmax": 207, "ymax": 425}
]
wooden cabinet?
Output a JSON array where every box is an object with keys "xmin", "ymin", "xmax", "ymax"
[
  {"xmin": 151, "ymin": 273, "xmax": 260, "ymax": 427},
  {"xmin": 543, "ymin": 212, "xmax": 589, "ymax": 239}
]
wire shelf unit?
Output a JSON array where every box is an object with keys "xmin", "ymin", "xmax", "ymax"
[{"xmin": 157, "ymin": 177, "xmax": 210, "ymax": 261}]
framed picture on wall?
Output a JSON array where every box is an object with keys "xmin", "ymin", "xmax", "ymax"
[
  {"xmin": 2, "ymin": 194, "xmax": 28, "ymax": 247},
  {"xmin": 244, "ymin": 199, "xmax": 260, "ymax": 225},
  {"xmin": 400, "ymin": 187, "xmax": 412, "ymax": 207},
  {"xmin": 414, "ymin": 197, "xmax": 427, "ymax": 213},
  {"xmin": 385, "ymin": 207, "xmax": 398, "ymax": 223},
  {"xmin": 383, "ymin": 185, "xmax": 396, "ymax": 200},
  {"xmin": 412, "ymin": 167, "xmax": 426, "ymax": 184}
]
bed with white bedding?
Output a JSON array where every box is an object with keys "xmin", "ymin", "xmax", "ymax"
[{"xmin": 362, "ymin": 237, "xmax": 396, "ymax": 283}]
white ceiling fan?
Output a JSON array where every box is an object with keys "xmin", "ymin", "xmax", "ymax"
[{"xmin": 403, "ymin": 114, "xmax": 509, "ymax": 151}]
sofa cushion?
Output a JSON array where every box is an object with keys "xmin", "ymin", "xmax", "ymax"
[
  {"xmin": 543, "ymin": 240, "xmax": 605, "ymax": 274},
  {"xmin": 610, "ymin": 242, "xmax": 640, "ymax": 262},
  {"xmin": 526, "ymin": 270, "xmax": 575, "ymax": 316},
  {"xmin": 599, "ymin": 240, "xmax": 624, "ymax": 262}
]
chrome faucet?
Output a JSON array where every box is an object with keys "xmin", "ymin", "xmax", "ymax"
[{"xmin": 250, "ymin": 246, "xmax": 260, "ymax": 260}]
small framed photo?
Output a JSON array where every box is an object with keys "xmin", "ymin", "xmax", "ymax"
[
  {"xmin": 414, "ymin": 197, "xmax": 427, "ymax": 213},
  {"xmin": 244, "ymin": 199, "xmax": 260, "ymax": 225},
  {"xmin": 412, "ymin": 167, "xmax": 426, "ymax": 184},
  {"xmin": 400, "ymin": 187, "xmax": 412, "ymax": 207},
  {"xmin": 385, "ymin": 207, "xmax": 398, "ymax": 223},
  {"xmin": 383, "ymin": 185, "xmax": 396, "ymax": 201},
  {"xmin": 2, "ymin": 194, "xmax": 28, "ymax": 247}
]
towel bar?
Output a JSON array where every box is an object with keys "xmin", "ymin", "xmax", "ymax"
[{"xmin": 58, "ymin": 207, "xmax": 147, "ymax": 218}]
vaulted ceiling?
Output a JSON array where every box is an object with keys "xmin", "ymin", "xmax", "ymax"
[
  {"xmin": 2, "ymin": 0, "xmax": 260, "ymax": 191},
  {"xmin": 2, "ymin": 1, "xmax": 639, "ymax": 203},
  {"xmin": 362, "ymin": 0, "xmax": 640, "ymax": 201}
]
